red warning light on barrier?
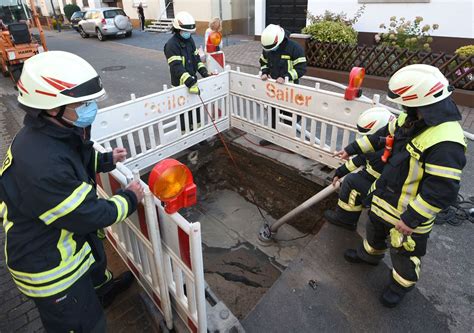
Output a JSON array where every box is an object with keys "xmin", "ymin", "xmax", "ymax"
[
  {"xmin": 207, "ymin": 32, "xmax": 222, "ymax": 52},
  {"xmin": 148, "ymin": 159, "xmax": 197, "ymax": 214},
  {"xmin": 344, "ymin": 67, "xmax": 365, "ymax": 100}
]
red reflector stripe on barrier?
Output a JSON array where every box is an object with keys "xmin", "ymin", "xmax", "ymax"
[
  {"xmin": 137, "ymin": 203, "xmax": 150, "ymax": 239},
  {"xmin": 107, "ymin": 231, "xmax": 117, "ymax": 247},
  {"xmin": 127, "ymin": 258, "xmax": 140, "ymax": 279},
  {"xmin": 178, "ymin": 227, "xmax": 192, "ymax": 270},
  {"xmin": 188, "ymin": 318, "xmax": 198, "ymax": 333},
  {"xmin": 152, "ymin": 292, "xmax": 162, "ymax": 309},
  {"xmin": 96, "ymin": 173, "xmax": 103, "ymax": 187},
  {"xmin": 108, "ymin": 174, "xmax": 122, "ymax": 194}
]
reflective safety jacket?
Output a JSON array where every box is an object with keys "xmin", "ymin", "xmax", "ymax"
[
  {"xmin": 0, "ymin": 115, "xmax": 138, "ymax": 298},
  {"xmin": 335, "ymin": 149, "xmax": 385, "ymax": 181},
  {"xmin": 347, "ymin": 111, "xmax": 467, "ymax": 234},
  {"xmin": 164, "ymin": 33, "xmax": 209, "ymax": 88},
  {"xmin": 259, "ymin": 34, "xmax": 307, "ymax": 84}
]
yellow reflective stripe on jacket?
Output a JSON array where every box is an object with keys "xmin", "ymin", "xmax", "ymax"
[
  {"xmin": 198, "ymin": 62, "xmax": 206, "ymax": 70},
  {"xmin": 180, "ymin": 72, "xmax": 191, "ymax": 85},
  {"xmin": 259, "ymin": 55, "xmax": 268, "ymax": 63},
  {"xmin": 292, "ymin": 57, "xmax": 306, "ymax": 66},
  {"xmin": 363, "ymin": 239, "xmax": 386, "ymax": 255},
  {"xmin": 356, "ymin": 136, "xmax": 374, "ymax": 153},
  {"xmin": 409, "ymin": 194, "xmax": 441, "ymax": 220},
  {"xmin": 167, "ymin": 55, "xmax": 182, "ymax": 64},
  {"xmin": 94, "ymin": 269, "xmax": 113, "ymax": 290},
  {"xmin": 194, "ymin": 49, "xmax": 199, "ymax": 55},
  {"xmin": 9, "ymin": 241, "xmax": 93, "ymax": 284},
  {"xmin": 392, "ymin": 269, "xmax": 416, "ymax": 288},
  {"xmin": 1, "ymin": 146, "xmax": 13, "ymax": 176},
  {"xmin": 286, "ymin": 59, "xmax": 298, "ymax": 81},
  {"xmin": 338, "ymin": 198, "xmax": 362, "ymax": 212},
  {"xmin": 261, "ymin": 65, "xmax": 268, "ymax": 70},
  {"xmin": 94, "ymin": 151, "xmax": 99, "ymax": 173},
  {"xmin": 398, "ymin": 157, "xmax": 423, "ymax": 212},
  {"xmin": 40, "ymin": 183, "xmax": 93, "ymax": 225},
  {"xmin": 365, "ymin": 161, "xmax": 381, "ymax": 179},
  {"xmin": 345, "ymin": 159, "xmax": 358, "ymax": 172},
  {"xmin": 425, "ymin": 163, "xmax": 462, "ymax": 180},
  {"xmin": 109, "ymin": 195, "xmax": 128, "ymax": 223},
  {"xmin": 57, "ymin": 229, "xmax": 77, "ymax": 262},
  {"xmin": 13, "ymin": 254, "xmax": 95, "ymax": 298}
]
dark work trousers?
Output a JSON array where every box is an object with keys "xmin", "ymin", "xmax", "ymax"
[
  {"xmin": 180, "ymin": 108, "xmax": 202, "ymax": 132},
  {"xmin": 357, "ymin": 213, "xmax": 429, "ymax": 291},
  {"xmin": 336, "ymin": 170, "xmax": 375, "ymax": 225},
  {"xmin": 33, "ymin": 274, "xmax": 106, "ymax": 333},
  {"xmin": 139, "ymin": 15, "xmax": 145, "ymax": 31}
]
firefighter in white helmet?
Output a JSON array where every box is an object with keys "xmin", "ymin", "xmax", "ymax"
[
  {"xmin": 259, "ymin": 24, "xmax": 307, "ymax": 143},
  {"xmin": 0, "ymin": 51, "xmax": 144, "ymax": 331},
  {"xmin": 324, "ymin": 107, "xmax": 395, "ymax": 230},
  {"xmin": 336, "ymin": 64, "xmax": 467, "ymax": 307},
  {"xmin": 164, "ymin": 11, "xmax": 209, "ymax": 130}
]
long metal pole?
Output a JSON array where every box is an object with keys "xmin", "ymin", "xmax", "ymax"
[{"xmin": 28, "ymin": 0, "xmax": 47, "ymax": 50}]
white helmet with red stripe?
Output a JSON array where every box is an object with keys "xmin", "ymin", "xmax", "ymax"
[
  {"xmin": 387, "ymin": 64, "xmax": 452, "ymax": 107},
  {"xmin": 172, "ymin": 11, "xmax": 196, "ymax": 32},
  {"xmin": 357, "ymin": 107, "xmax": 395, "ymax": 135},
  {"xmin": 17, "ymin": 51, "xmax": 105, "ymax": 110},
  {"xmin": 261, "ymin": 24, "xmax": 285, "ymax": 51}
]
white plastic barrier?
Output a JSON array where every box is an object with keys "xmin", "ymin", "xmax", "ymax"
[
  {"xmin": 229, "ymin": 68, "xmax": 384, "ymax": 169},
  {"xmin": 92, "ymin": 71, "xmax": 230, "ymax": 172}
]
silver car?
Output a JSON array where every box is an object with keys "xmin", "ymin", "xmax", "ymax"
[{"xmin": 78, "ymin": 7, "xmax": 132, "ymax": 41}]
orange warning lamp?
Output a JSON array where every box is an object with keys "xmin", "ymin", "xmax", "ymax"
[
  {"xmin": 148, "ymin": 159, "xmax": 197, "ymax": 214},
  {"xmin": 344, "ymin": 67, "xmax": 366, "ymax": 100},
  {"xmin": 209, "ymin": 31, "xmax": 222, "ymax": 46}
]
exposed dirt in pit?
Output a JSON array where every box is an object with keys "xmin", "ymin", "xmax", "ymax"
[
  {"xmin": 186, "ymin": 143, "xmax": 337, "ymax": 235},
  {"xmin": 203, "ymin": 243, "xmax": 281, "ymax": 320}
]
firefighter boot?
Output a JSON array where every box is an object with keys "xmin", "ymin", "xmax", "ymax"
[
  {"xmin": 97, "ymin": 271, "xmax": 134, "ymax": 308},
  {"xmin": 380, "ymin": 281, "xmax": 408, "ymax": 308},
  {"xmin": 343, "ymin": 249, "xmax": 379, "ymax": 266},
  {"xmin": 324, "ymin": 209, "xmax": 357, "ymax": 231}
]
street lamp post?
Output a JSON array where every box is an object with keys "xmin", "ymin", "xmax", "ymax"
[{"xmin": 49, "ymin": 0, "xmax": 60, "ymax": 32}]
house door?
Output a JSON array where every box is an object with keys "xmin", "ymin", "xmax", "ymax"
[
  {"xmin": 265, "ymin": 0, "xmax": 307, "ymax": 33},
  {"xmin": 165, "ymin": 0, "xmax": 174, "ymax": 18}
]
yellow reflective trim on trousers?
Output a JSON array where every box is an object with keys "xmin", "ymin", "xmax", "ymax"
[
  {"xmin": 409, "ymin": 195, "xmax": 441, "ymax": 220},
  {"xmin": 180, "ymin": 72, "xmax": 191, "ymax": 86},
  {"xmin": 259, "ymin": 55, "xmax": 268, "ymax": 63},
  {"xmin": 40, "ymin": 183, "xmax": 93, "ymax": 225},
  {"xmin": 392, "ymin": 269, "xmax": 416, "ymax": 288},
  {"xmin": 363, "ymin": 239, "xmax": 386, "ymax": 255},
  {"xmin": 357, "ymin": 136, "xmax": 374, "ymax": 153},
  {"xmin": 167, "ymin": 55, "xmax": 182, "ymax": 64},
  {"xmin": 57, "ymin": 229, "xmax": 77, "ymax": 262},
  {"xmin": 348, "ymin": 189, "xmax": 359, "ymax": 207},
  {"xmin": 338, "ymin": 199, "xmax": 362, "ymax": 212},
  {"xmin": 373, "ymin": 196, "xmax": 401, "ymax": 218},
  {"xmin": 345, "ymin": 159, "xmax": 357, "ymax": 172},
  {"xmin": 365, "ymin": 161, "xmax": 381, "ymax": 178},
  {"xmin": 8, "ymin": 242, "xmax": 92, "ymax": 283},
  {"xmin": 398, "ymin": 157, "xmax": 423, "ymax": 212},
  {"xmin": 425, "ymin": 163, "xmax": 462, "ymax": 180},
  {"xmin": 198, "ymin": 62, "xmax": 206, "ymax": 70},
  {"xmin": 292, "ymin": 57, "xmax": 306, "ymax": 65},
  {"xmin": 13, "ymin": 254, "xmax": 95, "ymax": 298},
  {"xmin": 94, "ymin": 269, "xmax": 113, "ymax": 289},
  {"xmin": 410, "ymin": 256, "xmax": 421, "ymax": 279},
  {"xmin": 109, "ymin": 195, "xmax": 128, "ymax": 223}
]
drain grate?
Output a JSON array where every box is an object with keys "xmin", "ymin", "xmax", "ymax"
[{"xmin": 101, "ymin": 65, "xmax": 126, "ymax": 72}]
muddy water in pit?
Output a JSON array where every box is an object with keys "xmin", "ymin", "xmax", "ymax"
[{"xmin": 179, "ymin": 143, "xmax": 337, "ymax": 319}]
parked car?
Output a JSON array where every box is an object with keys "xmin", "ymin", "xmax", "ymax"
[
  {"xmin": 70, "ymin": 11, "xmax": 85, "ymax": 31},
  {"xmin": 78, "ymin": 8, "xmax": 132, "ymax": 41}
]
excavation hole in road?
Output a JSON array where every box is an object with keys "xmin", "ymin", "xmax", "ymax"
[{"xmin": 178, "ymin": 142, "xmax": 337, "ymax": 319}]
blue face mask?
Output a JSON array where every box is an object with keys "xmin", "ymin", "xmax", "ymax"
[
  {"xmin": 73, "ymin": 101, "xmax": 98, "ymax": 128},
  {"xmin": 181, "ymin": 31, "xmax": 191, "ymax": 39}
]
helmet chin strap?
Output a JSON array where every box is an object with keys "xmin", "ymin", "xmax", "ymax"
[{"xmin": 44, "ymin": 105, "xmax": 75, "ymax": 128}]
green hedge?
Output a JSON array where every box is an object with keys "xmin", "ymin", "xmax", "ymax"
[{"xmin": 302, "ymin": 21, "xmax": 357, "ymax": 45}]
